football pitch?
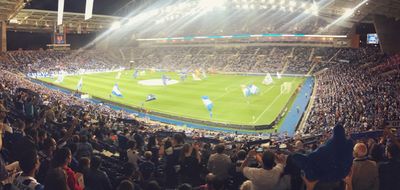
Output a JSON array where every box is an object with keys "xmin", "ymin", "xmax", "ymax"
[{"xmin": 39, "ymin": 70, "xmax": 305, "ymax": 127}]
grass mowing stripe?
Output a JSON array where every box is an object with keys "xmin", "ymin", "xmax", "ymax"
[{"xmin": 39, "ymin": 70, "xmax": 305, "ymax": 127}]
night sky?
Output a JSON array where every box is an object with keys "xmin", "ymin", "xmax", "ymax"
[
  {"xmin": 7, "ymin": 0, "xmax": 376, "ymax": 50},
  {"xmin": 26, "ymin": 0, "xmax": 133, "ymax": 15},
  {"xmin": 7, "ymin": 0, "xmax": 134, "ymax": 50}
]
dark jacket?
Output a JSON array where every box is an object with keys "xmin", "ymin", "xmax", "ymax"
[
  {"xmin": 379, "ymin": 159, "xmax": 400, "ymax": 190},
  {"xmin": 84, "ymin": 168, "xmax": 112, "ymax": 190}
]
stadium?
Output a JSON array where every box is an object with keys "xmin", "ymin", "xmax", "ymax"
[{"xmin": 0, "ymin": 0, "xmax": 399, "ymax": 190}]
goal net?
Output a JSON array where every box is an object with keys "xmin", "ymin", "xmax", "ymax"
[{"xmin": 281, "ymin": 82, "xmax": 292, "ymax": 94}]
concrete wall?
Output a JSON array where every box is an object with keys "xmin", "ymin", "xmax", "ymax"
[{"xmin": 374, "ymin": 15, "xmax": 400, "ymax": 55}]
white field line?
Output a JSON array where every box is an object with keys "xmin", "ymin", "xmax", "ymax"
[
  {"xmin": 253, "ymin": 94, "xmax": 283, "ymax": 124},
  {"xmin": 253, "ymin": 78, "xmax": 297, "ymax": 124}
]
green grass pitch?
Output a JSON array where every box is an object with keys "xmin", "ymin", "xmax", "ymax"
[{"xmin": 39, "ymin": 70, "xmax": 305, "ymax": 126}]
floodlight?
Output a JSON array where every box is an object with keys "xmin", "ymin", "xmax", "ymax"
[
  {"xmin": 343, "ymin": 8, "xmax": 354, "ymax": 17},
  {"xmin": 310, "ymin": 3, "xmax": 318, "ymax": 15},
  {"xmin": 198, "ymin": 0, "xmax": 227, "ymax": 10},
  {"xmin": 111, "ymin": 21, "xmax": 121, "ymax": 30},
  {"xmin": 301, "ymin": 3, "xmax": 306, "ymax": 8},
  {"xmin": 272, "ymin": 5, "xmax": 277, "ymax": 10},
  {"xmin": 289, "ymin": 1, "xmax": 296, "ymax": 7},
  {"xmin": 311, "ymin": 3, "xmax": 318, "ymax": 11},
  {"xmin": 250, "ymin": 4, "xmax": 255, "ymax": 9},
  {"xmin": 269, "ymin": 0, "xmax": 275, "ymax": 4}
]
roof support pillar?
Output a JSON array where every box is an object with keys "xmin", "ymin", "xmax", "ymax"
[{"xmin": 0, "ymin": 21, "xmax": 6, "ymax": 52}]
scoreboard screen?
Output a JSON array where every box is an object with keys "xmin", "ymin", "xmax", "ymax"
[
  {"xmin": 367, "ymin": 33, "xmax": 379, "ymax": 44},
  {"xmin": 55, "ymin": 34, "xmax": 65, "ymax": 44}
]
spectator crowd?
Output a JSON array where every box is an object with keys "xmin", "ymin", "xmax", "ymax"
[{"xmin": 0, "ymin": 45, "xmax": 399, "ymax": 190}]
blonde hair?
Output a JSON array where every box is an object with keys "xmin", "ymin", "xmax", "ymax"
[
  {"xmin": 353, "ymin": 143, "xmax": 368, "ymax": 158},
  {"xmin": 240, "ymin": 180, "xmax": 252, "ymax": 190}
]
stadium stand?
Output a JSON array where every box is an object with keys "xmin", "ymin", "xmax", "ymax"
[
  {"xmin": 0, "ymin": 0, "xmax": 400, "ymax": 189},
  {"xmin": 0, "ymin": 45, "xmax": 399, "ymax": 190}
]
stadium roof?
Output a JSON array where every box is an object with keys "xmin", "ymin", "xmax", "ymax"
[
  {"xmin": 319, "ymin": 0, "xmax": 400, "ymax": 25},
  {"xmin": 8, "ymin": 9, "xmax": 122, "ymax": 33},
  {"xmin": 0, "ymin": 0, "xmax": 26, "ymax": 21},
  {"xmin": 3, "ymin": 0, "xmax": 400, "ymax": 34}
]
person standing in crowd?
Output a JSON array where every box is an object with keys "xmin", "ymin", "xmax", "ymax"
[
  {"xmin": 84, "ymin": 156, "xmax": 112, "ymax": 190},
  {"xmin": 37, "ymin": 137, "xmax": 57, "ymax": 183},
  {"xmin": 180, "ymin": 143, "xmax": 201, "ymax": 187},
  {"xmin": 52, "ymin": 147, "xmax": 83, "ymax": 190},
  {"xmin": 75, "ymin": 135, "xmax": 93, "ymax": 160},
  {"xmin": 379, "ymin": 128, "xmax": 400, "ymax": 190},
  {"xmin": 240, "ymin": 150, "xmax": 285, "ymax": 190},
  {"xmin": 127, "ymin": 140, "xmax": 140, "ymax": 170},
  {"xmin": 351, "ymin": 143, "xmax": 379, "ymax": 190},
  {"xmin": 165, "ymin": 133, "xmax": 184, "ymax": 188},
  {"xmin": 13, "ymin": 150, "xmax": 44, "ymax": 190},
  {"xmin": 139, "ymin": 151, "xmax": 156, "ymax": 182},
  {"xmin": 146, "ymin": 135, "xmax": 159, "ymax": 165},
  {"xmin": 207, "ymin": 144, "xmax": 232, "ymax": 181},
  {"xmin": 44, "ymin": 167, "xmax": 69, "ymax": 190},
  {"xmin": 0, "ymin": 104, "xmax": 11, "ymax": 181}
]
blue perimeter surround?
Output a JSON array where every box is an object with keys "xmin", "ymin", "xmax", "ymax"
[
  {"xmin": 278, "ymin": 77, "xmax": 314, "ymax": 136},
  {"xmin": 32, "ymin": 76, "xmax": 313, "ymax": 136}
]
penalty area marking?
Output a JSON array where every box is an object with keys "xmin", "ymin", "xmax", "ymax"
[{"xmin": 253, "ymin": 78, "xmax": 297, "ymax": 124}]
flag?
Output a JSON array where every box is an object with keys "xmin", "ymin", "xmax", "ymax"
[
  {"xmin": 85, "ymin": 0, "xmax": 94, "ymax": 20},
  {"xmin": 241, "ymin": 84, "xmax": 259, "ymax": 97},
  {"xmin": 55, "ymin": 74, "xmax": 64, "ymax": 83},
  {"xmin": 241, "ymin": 85, "xmax": 251, "ymax": 97},
  {"xmin": 162, "ymin": 74, "xmax": 169, "ymax": 86},
  {"xmin": 132, "ymin": 70, "xmax": 138, "ymax": 79},
  {"xmin": 112, "ymin": 84, "xmax": 123, "ymax": 97},
  {"xmin": 262, "ymin": 73, "xmax": 273, "ymax": 85},
  {"xmin": 249, "ymin": 84, "xmax": 259, "ymax": 95},
  {"xmin": 76, "ymin": 77, "xmax": 83, "ymax": 91},
  {"xmin": 202, "ymin": 70, "xmax": 207, "ymax": 78},
  {"xmin": 57, "ymin": 0, "xmax": 64, "ymax": 25},
  {"xmin": 115, "ymin": 71, "xmax": 122, "ymax": 79},
  {"xmin": 201, "ymin": 96, "xmax": 213, "ymax": 118},
  {"xmin": 146, "ymin": 94, "xmax": 157, "ymax": 102},
  {"xmin": 192, "ymin": 73, "xmax": 201, "ymax": 81},
  {"xmin": 277, "ymin": 72, "xmax": 282, "ymax": 79},
  {"xmin": 179, "ymin": 71, "xmax": 187, "ymax": 81}
]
